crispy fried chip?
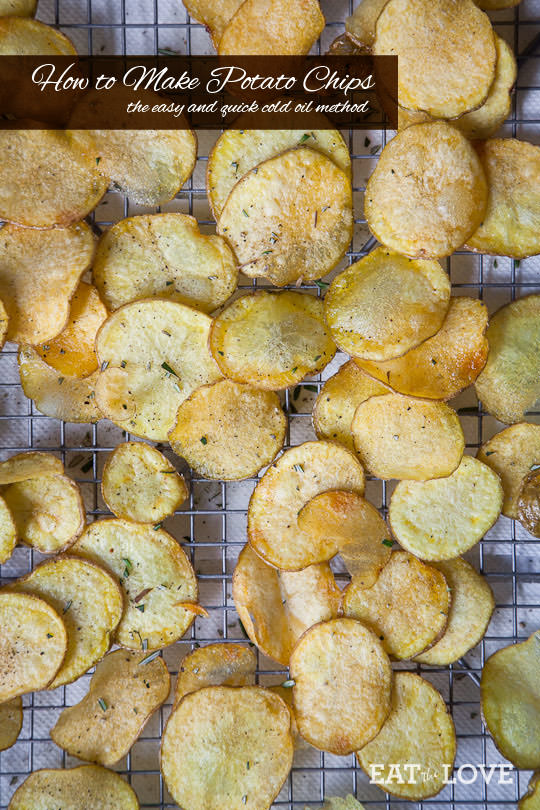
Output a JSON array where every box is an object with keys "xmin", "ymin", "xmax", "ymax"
[
  {"xmin": 217, "ymin": 148, "xmax": 353, "ymax": 286},
  {"xmin": 102, "ymin": 442, "xmax": 187, "ymax": 524},
  {"xmin": 0, "ymin": 495, "xmax": 16, "ymax": 565},
  {"xmin": 9, "ymin": 556, "xmax": 123, "ymax": 689},
  {"xmin": 517, "ymin": 469, "xmax": 540, "ymax": 537},
  {"xmin": 365, "ymin": 122, "xmax": 488, "ymax": 259},
  {"xmin": 351, "ymin": 393, "xmax": 464, "ymax": 481},
  {"xmin": 162, "ymin": 686, "xmax": 294, "ymax": 810},
  {"xmin": 174, "ymin": 643, "xmax": 256, "ymax": 708},
  {"xmin": 210, "ymin": 291, "xmax": 335, "ymax": 390},
  {"xmin": 248, "ymin": 441, "xmax": 365, "ymax": 570},
  {"xmin": 0, "ymin": 1, "xmax": 36, "ymax": 15},
  {"xmin": 0, "ymin": 697, "xmax": 22, "ymax": 752},
  {"xmin": 0, "ymin": 592, "xmax": 67, "ymax": 702},
  {"xmin": 346, "ymin": 0, "xmax": 388, "ymax": 46},
  {"xmin": 481, "ymin": 631, "xmax": 540, "ymax": 769},
  {"xmin": 95, "ymin": 299, "xmax": 221, "ymax": 441},
  {"xmin": 342, "ymin": 551, "xmax": 450, "ymax": 659},
  {"xmin": 475, "ymin": 295, "xmax": 540, "ymax": 424},
  {"xmin": 182, "ymin": 0, "xmax": 244, "ymax": 46},
  {"xmin": 355, "ymin": 297, "xmax": 488, "ymax": 400},
  {"xmin": 325, "ymin": 247, "xmax": 450, "ymax": 361},
  {"xmin": 477, "ymin": 423, "xmax": 540, "ymax": 517},
  {"xmin": 389, "ymin": 456, "xmax": 503, "ymax": 561},
  {"xmin": 51, "ymin": 649, "xmax": 170, "ymax": 766},
  {"xmin": 93, "ymin": 214, "xmax": 237, "ymax": 314},
  {"xmin": 169, "ymin": 380, "xmax": 286, "ymax": 480},
  {"xmin": 520, "ymin": 774, "xmax": 540, "ymax": 810},
  {"xmin": 0, "ymin": 16, "xmax": 75, "ymax": 53},
  {"xmin": 8, "ymin": 765, "xmax": 140, "ymax": 810},
  {"xmin": 357, "ymin": 672, "xmax": 456, "ymax": 800},
  {"xmin": 0, "ymin": 452, "xmax": 63, "ymax": 485},
  {"xmin": 232, "ymin": 544, "xmax": 340, "ymax": 665},
  {"xmin": 466, "ymin": 139, "xmax": 540, "ymax": 258},
  {"xmin": 290, "ymin": 618, "xmax": 392, "ymax": 754},
  {"xmin": 218, "ymin": 0, "xmax": 324, "ymax": 55},
  {"xmin": 415, "ymin": 557, "xmax": 494, "ymax": 665},
  {"xmin": 73, "ymin": 518, "xmax": 198, "ymax": 650}
]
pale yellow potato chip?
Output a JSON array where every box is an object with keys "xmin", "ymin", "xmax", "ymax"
[
  {"xmin": 9, "ymin": 556, "xmax": 123, "ymax": 689},
  {"xmin": 0, "ymin": 299, "xmax": 8, "ymax": 351},
  {"xmin": 162, "ymin": 686, "xmax": 294, "ymax": 810},
  {"xmin": 352, "ymin": 393, "xmax": 464, "ymax": 481},
  {"xmin": 218, "ymin": 0, "xmax": 324, "ymax": 55},
  {"xmin": 102, "ymin": 442, "xmax": 188, "ymax": 524},
  {"xmin": 290, "ymin": 618, "xmax": 392, "ymax": 754},
  {"xmin": 94, "ymin": 366, "xmax": 136, "ymax": 422},
  {"xmin": 183, "ymin": 0, "xmax": 244, "ymax": 47},
  {"xmin": 0, "ymin": 591, "xmax": 67, "ymax": 702},
  {"xmin": 0, "ymin": 223, "xmax": 95, "ymax": 345},
  {"xmin": 73, "ymin": 518, "xmax": 198, "ymax": 651},
  {"xmin": 0, "ymin": 16, "xmax": 75, "ymax": 53},
  {"xmin": 346, "ymin": 0, "xmax": 388, "ymax": 46},
  {"xmin": 232, "ymin": 544, "xmax": 340, "ymax": 665},
  {"xmin": 0, "ymin": 697, "xmax": 22, "ymax": 752},
  {"xmin": 169, "ymin": 380, "xmax": 286, "ymax": 480},
  {"xmin": 364, "ymin": 122, "xmax": 488, "ymax": 259},
  {"xmin": 0, "ymin": 451, "xmax": 63, "ymax": 485},
  {"xmin": 389, "ymin": 456, "xmax": 503, "ymax": 561},
  {"xmin": 8, "ymin": 765, "xmax": 140, "ymax": 810},
  {"xmin": 248, "ymin": 440, "xmax": 365, "ymax": 570},
  {"xmin": 477, "ymin": 423, "xmax": 540, "ymax": 517},
  {"xmin": 0, "ymin": 495, "xmax": 16, "ymax": 565},
  {"xmin": 475, "ymin": 295, "xmax": 540, "ymax": 424},
  {"xmin": 520, "ymin": 774, "xmax": 540, "ymax": 810},
  {"xmin": 173, "ymin": 643, "xmax": 256, "ymax": 708},
  {"xmin": 0, "ymin": 0, "xmax": 36, "ymax": 15},
  {"xmin": 355, "ymin": 297, "xmax": 489, "ymax": 400},
  {"xmin": 217, "ymin": 148, "xmax": 353, "ymax": 286},
  {"xmin": 517, "ymin": 469, "xmax": 540, "ymax": 538},
  {"xmin": 51, "ymin": 648, "xmax": 170, "ymax": 766},
  {"xmin": 481, "ymin": 631, "xmax": 540, "ymax": 769},
  {"xmin": 357, "ymin": 672, "xmax": 456, "ymax": 800}
]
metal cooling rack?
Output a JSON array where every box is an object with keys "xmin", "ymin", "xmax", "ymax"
[{"xmin": 1, "ymin": 0, "xmax": 540, "ymax": 808}]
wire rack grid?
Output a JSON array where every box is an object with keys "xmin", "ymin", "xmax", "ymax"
[{"xmin": 0, "ymin": 0, "xmax": 539, "ymax": 808}]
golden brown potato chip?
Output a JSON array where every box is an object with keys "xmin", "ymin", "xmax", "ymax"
[
  {"xmin": 466, "ymin": 139, "xmax": 540, "ymax": 258},
  {"xmin": 248, "ymin": 440, "xmax": 365, "ymax": 570},
  {"xmin": 51, "ymin": 648, "xmax": 170, "ymax": 766},
  {"xmin": 218, "ymin": 0, "xmax": 324, "ymax": 55},
  {"xmin": 232, "ymin": 544, "xmax": 340, "ymax": 665},
  {"xmin": 520, "ymin": 774, "xmax": 540, "ymax": 810},
  {"xmin": 0, "ymin": 697, "xmax": 22, "ymax": 752},
  {"xmin": 0, "ymin": 495, "xmax": 16, "ymax": 565},
  {"xmin": 0, "ymin": 451, "xmax": 63, "ymax": 485},
  {"xmin": 365, "ymin": 123, "xmax": 488, "ymax": 259},
  {"xmin": 346, "ymin": 0, "xmax": 388, "ymax": 46},
  {"xmin": 481, "ymin": 631, "xmax": 540, "ymax": 769},
  {"xmin": 290, "ymin": 618, "xmax": 392, "ymax": 754},
  {"xmin": 102, "ymin": 442, "xmax": 187, "ymax": 524},
  {"xmin": 9, "ymin": 556, "xmax": 123, "ymax": 689},
  {"xmin": 357, "ymin": 672, "xmax": 456, "ymax": 800},
  {"xmin": 210, "ymin": 291, "xmax": 335, "ymax": 390},
  {"xmin": 8, "ymin": 765, "xmax": 140, "ymax": 810},
  {"xmin": 217, "ymin": 148, "xmax": 353, "ymax": 286},
  {"xmin": 0, "ymin": 298, "xmax": 8, "ymax": 351},
  {"xmin": 352, "ymin": 393, "xmax": 464, "ymax": 481},
  {"xmin": 325, "ymin": 247, "xmax": 450, "ymax": 361},
  {"xmin": 355, "ymin": 297, "xmax": 488, "ymax": 400},
  {"xmin": 477, "ymin": 423, "xmax": 540, "ymax": 517},
  {"xmin": 517, "ymin": 469, "xmax": 540, "ymax": 537},
  {"xmin": 169, "ymin": 380, "xmax": 286, "ymax": 480},
  {"xmin": 0, "ymin": 591, "xmax": 67, "ymax": 702},
  {"xmin": 0, "ymin": 223, "xmax": 95, "ymax": 345},
  {"xmin": 162, "ymin": 686, "xmax": 294, "ymax": 810},
  {"xmin": 0, "ymin": 16, "xmax": 75, "ymax": 53},
  {"xmin": 174, "ymin": 643, "xmax": 256, "ymax": 708},
  {"xmin": 0, "ymin": 0, "xmax": 36, "ymax": 15},
  {"xmin": 183, "ymin": 0, "xmax": 244, "ymax": 46},
  {"xmin": 73, "ymin": 518, "xmax": 198, "ymax": 651},
  {"xmin": 389, "ymin": 456, "xmax": 503, "ymax": 561},
  {"xmin": 475, "ymin": 296, "xmax": 540, "ymax": 424}
]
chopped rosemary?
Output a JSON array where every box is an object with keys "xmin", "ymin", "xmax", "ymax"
[
  {"xmin": 139, "ymin": 650, "xmax": 161, "ymax": 666},
  {"xmin": 382, "ymin": 539, "xmax": 393, "ymax": 547},
  {"xmin": 122, "ymin": 557, "xmax": 133, "ymax": 577},
  {"xmin": 97, "ymin": 697, "xmax": 108, "ymax": 712},
  {"xmin": 281, "ymin": 679, "xmax": 295, "ymax": 688},
  {"xmin": 200, "ymin": 436, "xmax": 208, "ymax": 445},
  {"xmin": 161, "ymin": 361, "xmax": 178, "ymax": 377}
]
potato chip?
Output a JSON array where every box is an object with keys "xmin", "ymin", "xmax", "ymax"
[
  {"xmin": 207, "ymin": 125, "xmax": 351, "ymax": 219},
  {"xmin": 290, "ymin": 618, "xmax": 392, "ymax": 754},
  {"xmin": 0, "ymin": 299, "xmax": 8, "ymax": 351},
  {"xmin": 0, "ymin": 1, "xmax": 37, "ymax": 15},
  {"xmin": 466, "ymin": 139, "xmax": 540, "ymax": 258},
  {"xmin": 0, "ymin": 16, "xmax": 75, "ymax": 53},
  {"xmin": 51, "ymin": 648, "xmax": 170, "ymax": 766},
  {"xmin": 248, "ymin": 440, "xmax": 365, "ymax": 570},
  {"xmin": 162, "ymin": 686, "xmax": 294, "ymax": 810},
  {"xmin": 210, "ymin": 291, "xmax": 336, "ymax": 390},
  {"xmin": 0, "ymin": 223, "xmax": 95, "ymax": 345},
  {"xmin": 389, "ymin": 456, "xmax": 503, "ymax": 561},
  {"xmin": 73, "ymin": 518, "xmax": 198, "ymax": 650},
  {"xmin": 0, "ymin": 451, "xmax": 63, "ymax": 485},
  {"xmin": 355, "ymin": 297, "xmax": 488, "ymax": 400},
  {"xmin": 374, "ymin": 0, "xmax": 496, "ymax": 118},
  {"xmin": 325, "ymin": 247, "xmax": 450, "ymax": 361},
  {"xmin": 218, "ymin": 0, "xmax": 324, "ymax": 55},
  {"xmin": 217, "ymin": 148, "xmax": 353, "ymax": 286},
  {"xmin": 520, "ymin": 774, "xmax": 540, "ymax": 810},
  {"xmin": 364, "ymin": 122, "xmax": 488, "ymax": 259},
  {"xmin": 342, "ymin": 551, "xmax": 449, "ymax": 659},
  {"xmin": 0, "ymin": 495, "xmax": 16, "ymax": 565},
  {"xmin": 357, "ymin": 672, "xmax": 456, "ymax": 800},
  {"xmin": 477, "ymin": 423, "xmax": 540, "ymax": 517},
  {"xmin": 517, "ymin": 469, "xmax": 540, "ymax": 538},
  {"xmin": 232, "ymin": 544, "xmax": 340, "ymax": 665},
  {"xmin": 169, "ymin": 380, "xmax": 286, "ymax": 480},
  {"xmin": 352, "ymin": 393, "xmax": 464, "ymax": 481},
  {"xmin": 415, "ymin": 558, "xmax": 494, "ymax": 665},
  {"xmin": 102, "ymin": 442, "xmax": 188, "ymax": 524},
  {"xmin": 0, "ymin": 697, "xmax": 22, "ymax": 752},
  {"xmin": 182, "ymin": 0, "xmax": 243, "ymax": 46},
  {"xmin": 8, "ymin": 765, "xmax": 140, "ymax": 810},
  {"xmin": 475, "ymin": 295, "xmax": 540, "ymax": 424},
  {"xmin": 174, "ymin": 643, "xmax": 256, "ymax": 708},
  {"xmin": 93, "ymin": 214, "xmax": 237, "ymax": 314},
  {"xmin": 95, "ymin": 299, "xmax": 221, "ymax": 441},
  {"xmin": 346, "ymin": 0, "xmax": 388, "ymax": 46},
  {"xmin": 9, "ymin": 556, "xmax": 123, "ymax": 689},
  {"xmin": 481, "ymin": 631, "xmax": 540, "ymax": 769},
  {"xmin": 0, "ymin": 592, "xmax": 67, "ymax": 702}
]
